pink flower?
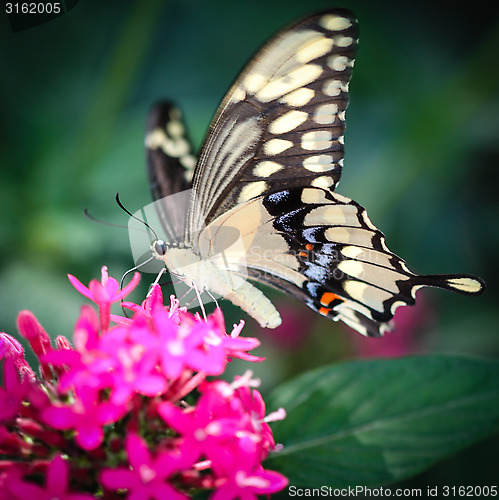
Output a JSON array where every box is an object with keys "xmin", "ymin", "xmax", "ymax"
[
  {"xmin": 156, "ymin": 309, "xmax": 262, "ymax": 380},
  {"xmin": 1, "ymin": 267, "xmax": 287, "ymax": 498},
  {"xmin": 99, "ymin": 319, "xmax": 167, "ymax": 405},
  {"xmin": 0, "ymin": 359, "xmax": 31, "ymax": 422},
  {"xmin": 68, "ymin": 266, "xmax": 140, "ymax": 331},
  {"xmin": 100, "ymin": 433, "xmax": 189, "ymax": 500},
  {"xmin": 43, "ymin": 306, "xmax": 114, "ymax": 396},
  {"xmin": 0, "ymin": 333, "xmax": 34, "ymax": 379},
  {"xmin": 158, "ymin": 376, "xmax": 283, "ymax": 481},
  {"xmin": 41, "ymin": 389, "xmax": 127, "ymax": 450},
  {"xmin": 6, "ymin": 455, "xmax": 95, "ymax": 500},
  {"xmin": 210, "ymin": 436, "xmax": 288, "ymax": 500}
]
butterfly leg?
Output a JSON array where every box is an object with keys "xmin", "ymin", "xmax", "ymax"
[
  {"xmin": 204, "ymin": 288, "xmax": 220, "ymax": 309},
  {"xmin": 192, "ymin": 280, "xmax": 207, "ymax": 321},
  {"xmin": 147, "ymin": 267, "xmax": 167, "ymax": 298}
]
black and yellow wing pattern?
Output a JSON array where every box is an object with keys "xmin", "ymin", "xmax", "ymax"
[{"xmin": 145, "ymin": 9, "xmax": 485, "ymax": 337}]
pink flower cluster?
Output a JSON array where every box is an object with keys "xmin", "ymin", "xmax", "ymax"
[{"xmin": 0, "ymin": 267, "xmax": 287, "ymax": 499}]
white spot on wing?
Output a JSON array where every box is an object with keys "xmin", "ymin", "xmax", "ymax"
[
  {"xmin": 303, "ymin": 155, "xmax": 335, "ymax": 172},
  {"xmin": 301, "ymin": 188, "xmax": 329, "ymax": 204},
  {"xmin": 323, "ymin": 79, "xmax": 344, "ymax": 97},
  {"xmin": 253, "ymin": 161, "xmax": 283, "ymax": 177},
  {"xmin": 325, "ymin": 227, "xmax": 374, "ymax": 247},
  {"xmin": 304, "ymin": 204, "xmax": 361, "ymax": 226},
  {"xmin": 231, "ymin": 87, "xmax": 246, "ymax": 102},
  {"xmin": 296, "ymin": 36, "xmax": 334, "ymax": 64},
  {"xmin": 446, "ymin": 277, "xmax": 483, "ymax": 294},
  {"xmin": 244, "ymin": 73, "xmax": 267, "ymax": 93},
  {"xmin": 328, "ymin": 55, "xmax": 351, "ymax": 72},
  {"xmin": 337, "ymin": 260, "xmax": 365, "ymax": 278},
  {"xmin": 280, "ymin": 87, "xmax": 315, "ymax": 106},
  {"xmin": 269, "ymin": 110, "xmax": 308, "ymax": 134},
  {"xmin": 343, "ymin": 280, "xmax": 391, "ymax": 313},
  {"xmin": 263, "ymin": 138, "xmax": 293, "ymax": 155},
  {"xmin": 145, "ymin": 128, "xmax": 166, "ymax": 149},
  {"xmin": 180, "ymin": 154, "xmax": 196, "ymax": 170},
  {"xmin": 319, "ymin": 14, "xmax": 353, "ymax": 31},
  {"xmin": 166, "ymin": 120, "xmax": 184, "ymax": 137},
  {"xmin": 238, "ymin": 181, "xmax": 268, "ymax": 202},
  {"xmin": 256, "ymin": 64, "xmax": 323, "ymax": 102},
  {"xmin": 335, "ymin": 35, "xmax": 354, "ymax": 47},
  {"xmin": 314, "ymin": 103, "xmax": 338, "ymax": 124},
  {"xmin": 301, "ymin": 130, "xmax": 333, "ymax": 150},
  {"xmin": 311, "ymin": 176, "xmax": 334, "ymax": 189}
]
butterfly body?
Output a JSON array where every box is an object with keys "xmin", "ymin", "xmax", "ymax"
[
  {"xmin": 144, "ymin": 9, "xmax": 485, "ymax": 337},
  {"xmin": 156, "ymin": 244, "xmax": 281, "ymax": 328}
]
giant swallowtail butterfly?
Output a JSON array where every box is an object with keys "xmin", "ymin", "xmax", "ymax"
[{"xmin": 144, "ymin": 8, "xmax": 485, "ymax": 337}]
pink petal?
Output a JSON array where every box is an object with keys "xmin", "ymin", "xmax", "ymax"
[
  {"xmin": 135, "ymin": 375, "xmax": 167, "ymax": 396},
  {"xmin": 150, "ymin": 482, "xmax": 189, "ymax": 500},
  {"xmin": 103, "ymin": 277, "xmax": 120, "ymax": 298},
  {"xmin": 100, "ymin": 468, "xmax": 137, "ymax": 489},
  {"xmin": 252, "ymin": 469, "xmax": 289, "ymax": 494},
  {"xmin": 7, "ymin": 479, "xmax": 44, "ymax": 497},
  {"xmin": 76, "ymin": 424, "xmax": 104, "ymax": 450},
  {"xmin": 0, "ymin": 333, "xmax": 24, "ymax": 359},
  {"xmin": 3, "ymin": 358, "xmax": 21, "ymax": 392},
  {"xmin": 68, "ymin": 274, "xmax": 93, "ymax": 300},
  {"xmin": 42, "ymin": 404, "xmax": 77, "ymax": 429},
  {"xmin": 126, "ymin": 434, "xmax": 152, "ymax": 470},
  {"xmin": 46, "ymin": 455, "xmax": 68, "ymax": 494},
  {"xmin": 114, "ymin": 272, "xmax": 141, "ymax": 302}
]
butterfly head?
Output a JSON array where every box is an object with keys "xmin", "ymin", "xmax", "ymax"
[{"xmin": 151, "ymin": 239, "xmax": 168, "ymax": 259}]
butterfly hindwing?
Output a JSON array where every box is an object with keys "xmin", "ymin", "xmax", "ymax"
[{"xmin": 202, "ymin": 187, "xmax": 484, "ymax": 336}]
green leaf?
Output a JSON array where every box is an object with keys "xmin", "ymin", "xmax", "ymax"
[{"xmin": 264, "ymin": 355, "xmax": 499, "ymax": 487}]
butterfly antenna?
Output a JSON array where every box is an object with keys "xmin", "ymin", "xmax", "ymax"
[
  {"xmin": 115, "ymin": 193, "xmax": 159, "ymax": 242},
  {"xmin": 84, "ymin": 207, "xmax": 153, "ymax": 235},
  {"xmin": 119, "ymin": 255, "xmax": 157, "ymax": 317}
]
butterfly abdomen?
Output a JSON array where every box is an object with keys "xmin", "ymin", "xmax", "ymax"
[{"xmin": 163, "ymin": 247, "xmax": 281, "ymax": 328}]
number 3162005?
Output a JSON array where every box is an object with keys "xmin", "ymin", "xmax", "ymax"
[
  {"xmin": 443, "ymin": 486, "xmax": 497, "ymax": 496},
  {"xmin": 6, "ymin": 3, "xmax": 61, "ymax": 14}
]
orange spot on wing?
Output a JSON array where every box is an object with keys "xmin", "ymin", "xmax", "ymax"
[
  {"xmin": 320, "ymin": 292, "xmax": 341, "ymax": 306},
  {"xmin": 305, "ymin": 244, "xmax": 314, "ymax": 251},
  {"xmin": 319, "ymin": 306, "xmax": 331, "ymax": 316}
]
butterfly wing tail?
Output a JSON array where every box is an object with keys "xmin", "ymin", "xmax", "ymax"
[{"xmin": 418, "ymin": 274, "xmax": 486, "ymax": 296}]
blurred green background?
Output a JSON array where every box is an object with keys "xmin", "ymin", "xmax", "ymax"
[{"xmin": 1, "ymin": 0, "xmax": 498, "ymax": 489}]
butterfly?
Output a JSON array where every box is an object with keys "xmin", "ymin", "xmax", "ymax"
[{"xmin": 143, "ymin": 8, "xmax": 485, "ymax": 337}]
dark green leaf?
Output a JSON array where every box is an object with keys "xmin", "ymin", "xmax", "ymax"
[{"xmin": 265, "ymin": 356, "xmax": 499, "ymax": 487}]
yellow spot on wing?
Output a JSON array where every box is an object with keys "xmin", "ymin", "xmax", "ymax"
[
  {"xmin": 303, "ymin": 155, "xmax": 335, "ymax": 172},
  {"xmin": 280, "ymin": 87, "xmax": 315, "ymax": 106},
  {"xmin": 319, "ymin": 14, "xmax": 353, "ymax": 31},
  {"xmin": 269, "ymin": 110, "xmax": 308, "ymax": 134},
  {"xmin": 238, "ymin": 181, "xmax": 268, "ymax": 202},
  {"xmin": 253, "ymin": 161, "xmax": 283, "ymax": 177},
  {"xmin": 296, "ymin": 36, "xmax": 334, "ymax": 64},
  {"xmin": 263, "ymin": 139, "xmax": 293, "ymax": 155},
  {"xmin": 301, "ymin": 130, "xmax": 333, "ymax": 150},
  {"xmin": 256, "ymin": 64, "xmax": 323, "ymax": 102}
]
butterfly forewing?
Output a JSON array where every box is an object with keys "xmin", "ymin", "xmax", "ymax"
[{"xmin": 189, "ymin": 9, "xmax": 359, "ymax": 233}]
